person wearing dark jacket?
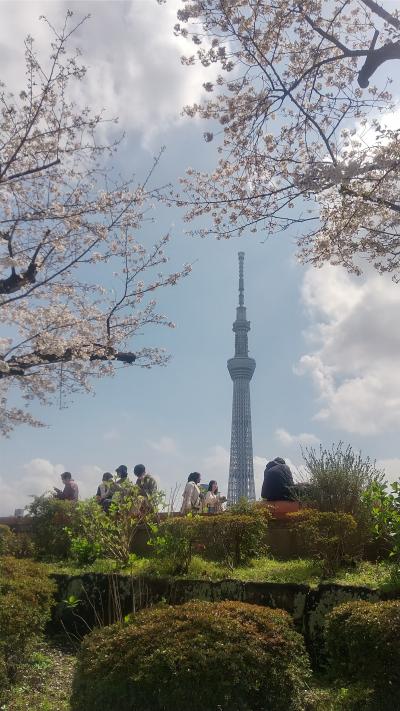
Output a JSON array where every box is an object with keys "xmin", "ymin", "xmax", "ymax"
[{"xmin": 261, "ymin": 457, "xmax": 294, "ymax": 501}]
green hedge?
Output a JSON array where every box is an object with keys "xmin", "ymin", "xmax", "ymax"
[
  {"xmin": 326, "ymin": 599, "xmax": 400, "ymax": 708},
  {"xmin": 0, "ymin": 557, "xmax": 56, "ymax": 700},
  {"xmin": 152, "ymin": 513, "xmax": 268, "ymax": 573},
  {"xmin": 72, "ymin": 600, "xmax": 311, "ymax": 711}
]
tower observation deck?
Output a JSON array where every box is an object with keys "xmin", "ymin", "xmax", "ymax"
[{"xmin": 227, "ymin": 252, "xmax": 256, "ymax": 504}]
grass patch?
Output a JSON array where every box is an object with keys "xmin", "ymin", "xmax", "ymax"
[
  {"xmin": 325, "ymin": 560, "xmax": 396, "ymax": 589},
  {"xmin": 46, "ymin": 556, "xmax": 400, "ymax": 591}
]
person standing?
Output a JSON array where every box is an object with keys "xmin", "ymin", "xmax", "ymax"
[
  {"xmin": 54, "ymin": 472, "xmax": 79, "ymax": 501},
  {"xmin": 180, "ymin": 472, "xmax": 202, "ymax": 515}
]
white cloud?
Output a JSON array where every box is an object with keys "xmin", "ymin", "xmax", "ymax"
[
  {"xmin": 0, "ymin": 458, "xmax": 64, "ymax": 516},
  {"xmin": 0, "ymin": 1, "xmax": 210, "ymax": 147},
  {"xmin": 275, "ymin": 428, "xmax": 319, "ymax": 447},
  {"xmin": 0, "ymin": 458, "xmax": 105, "ymax": 516},
  {"xmin": 298, "ymin": 265, "xmax": 400, "ymax": 434}
]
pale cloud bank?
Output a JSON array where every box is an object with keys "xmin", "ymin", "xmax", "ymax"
[
  {"xmin": 0, "ymin": 1, "xmax": 209, "ymax": 147},
  {"xmin": 297, "ymin": 265, "xmax": 400, "ymax": 435},
  {"xmin": 275, "ymin": 428, "xmax": 319, "ymax": 447}
]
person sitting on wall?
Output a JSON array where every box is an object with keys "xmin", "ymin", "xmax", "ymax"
[
  {"xmin": 96, "ymin": 472, "xmax": 114, "ymax": 511},
  {"xmin": 203, "ymin": 480, "xmax": 227, "ymax": 513},
  {"xmin": 134, "ymin": 464, "xmax": 158, "ymax": 513},
  {"xmin": 261, "ymin": 457, "xmax": 294, "ymax": 501},
  {"xmin": 114, "ymin": 464, "xmax": 129, "ymax": 488},
  {"xmin": 180, "ymin": 472, "xmax": 202, "ymax": 515},
  {"xmin": 134, "ymin": 464, "xmax": 157, "ymax": 498},
  {"xmin": 54, "ymin": 471, "xmax": 79, "ymax": 501}
]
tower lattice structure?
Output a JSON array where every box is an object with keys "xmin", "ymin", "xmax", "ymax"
[{"xmin": 227, "ymin": 252, "xmax": 256, "ymax": 505}]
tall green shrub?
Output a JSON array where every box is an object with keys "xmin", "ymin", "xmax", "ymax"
[
  {"xmin": 72, "ymin": 600, "xmax": 311, "ymax": 711},
  {"xmin": 28, "ymin": 495, "xmax": 78, "ymax": 559},
  {"xmin": 326, "ymin": 599, "xmax": 400, "ymax": 709},
  {"xmin": 69, "ymin": 488, "xmax": 163, "ymax": 566},
  {"xmin": 301, "ymin": 443, "xmax": 384, "ymax": 517}
]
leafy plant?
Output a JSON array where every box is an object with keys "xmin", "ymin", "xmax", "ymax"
[
  {"xmin": 68, "ymin": 486, "xmax": 164, "ymax": 566},
  {"xmin": 28, "ymin": 496, "xmax": 78, "ymax": 560},
  {"xmin": 72, "ymin": 600, "xmax": 311, "ymax": 711},
  {"xmin": 300, "ymin": 443, "xmax": 384, "ymax": 518},
  {"xmin": 362, "ymin": 480, "xmax": 400, "ymax": 578}
]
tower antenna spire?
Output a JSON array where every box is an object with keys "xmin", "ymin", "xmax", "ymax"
[
  {"xmin": 238, "ymin": 251, "xmax": 244, "ymax": 306},
  {"xmin": 227, "ymin": 252, "xmax": 256, "ymax": 504}
]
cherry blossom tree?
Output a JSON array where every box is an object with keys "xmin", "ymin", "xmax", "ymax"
[
  {"xmin": 0, "ymin": 13, "xmax": 191, "ymax": 435},
  {"xmin": 175, "ymin": 0, "xmax": 400, "ymax": 278}
]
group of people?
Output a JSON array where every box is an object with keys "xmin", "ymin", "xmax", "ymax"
[
  {"xmin": 180, "ymin": 473, "xmax": 227, "ymax": 515},
  {"xmin": 53, "ymin": 456, "xmax": 295, "ymax": 512},
  {"xmin": 53, "ymin": 463, "xmax": 157, "ymax": 512}
]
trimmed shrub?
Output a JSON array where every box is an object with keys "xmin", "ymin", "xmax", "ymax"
[
  {"xmin": 152, "ymin": 513, "xmax": 268, "ymax": 574},
  {"xmin": 326, "ymin": 599, "xmax": 400, "ymax": 709},
  {"xmin": 0, "ymin": 557, "xmax": 56, "ymax": 698},
  {"xmin": 0, "ymin": 525, "xmax": 36, "ymax": 559},
  {"xmin": 72, "ymin": 600, "xmax": 311, "ymax": 711},
  {"xmin": 287, "ymin": 509, "xmax": 358, "ymax": 574}
]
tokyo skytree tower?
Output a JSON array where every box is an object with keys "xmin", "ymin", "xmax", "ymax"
[{"xmin": 227, "ymin": 252, "xmax": 256, "ymax": 504}]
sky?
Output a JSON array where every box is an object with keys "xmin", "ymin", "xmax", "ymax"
[{"xmin": 1, "ymin": 0, "xmax": 400, "ymax": 515}]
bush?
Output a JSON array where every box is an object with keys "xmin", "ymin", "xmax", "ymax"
[
  {"xmin": 0, "ymin": 525, "xmax": 15, "ymax": 556},
  {"xmin": 72, "ymin": 600, "xmax": 311, "ymax": 711},
  {"xmin": 0, "ymin": 525, "xmax": 35, "ymax": 559},
  {"xmin": 69, "ymin": 490, "xmax": 161, "ymax": 566},
  {"xmin": 0, "ymin": 557, "xmax": 56, "ymax": 699},
  {"xmin": 287, "ymin": 509, "xmax": 358, "ymax": 574},
  {"xmin": 28, "ymin": 495, "xmax": 78, "ymax": 559},
  {"xmin": 301, "ymin": 443, "xmax": 384, "ymax": 518},
  {"xmin": 326, "ymin": 599, "xmax": 400, "ymax": 709},
  {"xmin": 152, "ymin": 513, "xmax": 268, "ymax": 574}
]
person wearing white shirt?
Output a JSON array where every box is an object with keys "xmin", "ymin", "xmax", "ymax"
[
  {"xmin": 180, "ymin": 472, "xmax": 202, "ymax": 514},
  {"xmin": 203, "ymin": 480, "xmax": 226, "ymax": 513}
]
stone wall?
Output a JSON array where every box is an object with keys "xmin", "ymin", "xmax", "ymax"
[{"xmin": 51, "ymin": 572, "xmax": 398, "ymax": 661}]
